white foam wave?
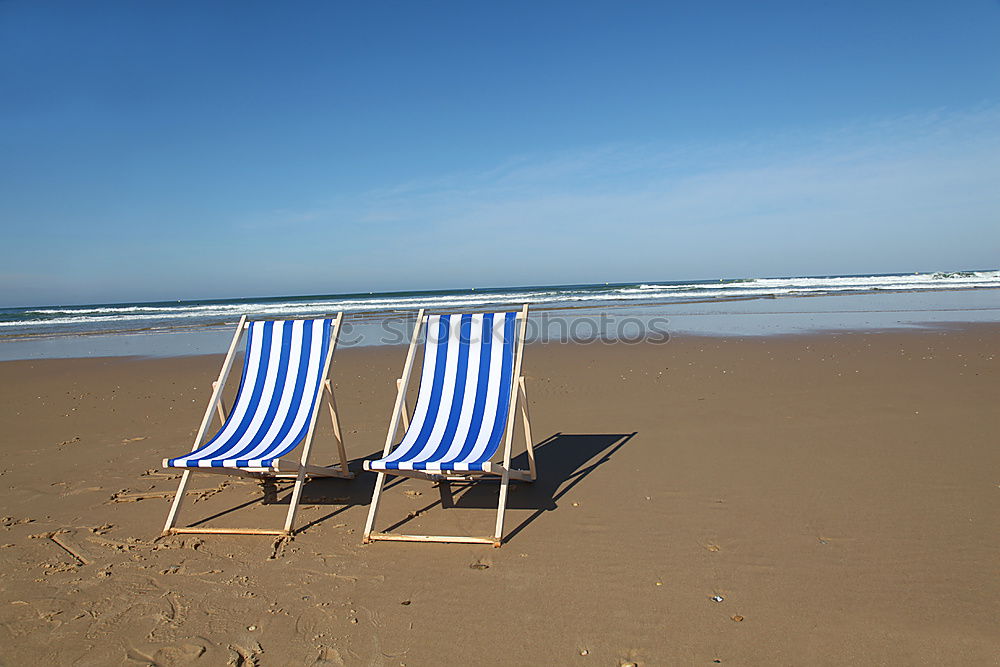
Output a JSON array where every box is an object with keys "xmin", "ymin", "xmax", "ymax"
[
  {"xmin": 3, "ymin": 270, "xmax": 997, "ymax": 331},
  {"xmin": 631, "ymin": 270, "xmax": 1000, "ymax": 294}
]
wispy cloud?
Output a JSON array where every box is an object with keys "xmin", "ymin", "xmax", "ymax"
[{"xmin": 238, "ymin": 106, "xmax": 1000, "ymax": 285}]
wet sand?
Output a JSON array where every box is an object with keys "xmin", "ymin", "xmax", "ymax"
[{"xmin": 1, "ymin": 326, "xmax": 998, "ymax": 664}]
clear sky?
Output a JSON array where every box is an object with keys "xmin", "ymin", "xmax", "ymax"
[{"xmin": 2, "ymin": 1, "xmax": 999, "ymax": 307}]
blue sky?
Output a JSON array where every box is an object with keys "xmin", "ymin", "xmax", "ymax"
[{"xmin": 2, "ymin": 1, "xmax": 999, "ymax": 307}]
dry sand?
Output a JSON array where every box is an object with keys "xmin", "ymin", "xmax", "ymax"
[{"xmin": 1, "ymin": 326, "xmax": 998, "ymax": 665}]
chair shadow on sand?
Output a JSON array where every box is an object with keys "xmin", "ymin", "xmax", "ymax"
[
  {"xmin": 184, "ymin": 458, "xmax": 378, "ymax": 532},
  {"xmin": 186, "ymin": 432, "xmax": 636, "ymax": 540},
  {"xmin": 376, "ymin": 431, "xmax": 637, "ymax": 541}
]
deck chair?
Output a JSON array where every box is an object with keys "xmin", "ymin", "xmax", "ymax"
[
  {"xmin": 161, "ymin": 314, "xmax": 353, "ymax": 537},
  {"xmin": 362, "ymin": 305, "xmax": 536, "ymax": 547}
]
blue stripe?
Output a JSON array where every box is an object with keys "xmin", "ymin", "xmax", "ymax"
[
  {"xmin": 210, "ymin": 321, "xmax": 275, "ymax": 467},
  {"xmin": 437, "ymin": 313, "xmax": 494, "ymax": 468},
  {"xmin": 470, "ymin": 312, "xmax": 517, "ymax": 469},
  {"xmin": 414, "ymin": 314, "xmax": 472, "ymax": 470},
  {"xmin": 386, "ymin": 315, "xmax": 451, "ymax": 470}
]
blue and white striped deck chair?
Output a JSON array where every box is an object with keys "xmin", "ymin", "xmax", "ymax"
[
  {"xmin": 362, "ymin": 305, "xmax": 536, "ymax": 547},
  {"xmin": 161, "ymin": 314, "xmax": 353, "ymax": 537}
]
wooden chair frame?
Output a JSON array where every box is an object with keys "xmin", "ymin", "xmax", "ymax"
[
  {"xmin": 161, "ymin": 313, "xmax": 353, "ymax": 537},
  {"xmin": 362, "ymin": 305, "xmax": 536, "ymax": 547}
]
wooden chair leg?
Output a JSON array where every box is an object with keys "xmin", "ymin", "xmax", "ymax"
[
  {"xmin": 325, "ymin": 381, "xmax": 350, "ymax": 476},
  {"xmin": 363, "ymin": 472, "xmax": 388, "ymax": 542},
  {"xmin": 492, "ymin": 470, "xmax": 511, "ymax": 548},
  {"xmin": 493, "ymin": 305, "xmax": 527, "ymax": 547},
  {"xmin": 162, "ymin": 470, "xmax": 193, "ymax": 534},
  {"xmin": 162, "ymin": 316, "xmax": 246, "ymax": 536},
  {"xmin": 282, "ymin": 312, "xmax": 342, "ymax": 536},
  {"xmin": 212, "ymin": 381, "xmax": 228, "ymax": 423},
  {"xmin": 518, "ymin": 377, "xmax": 536, "ymax": 481},
  {"xmin": 396, "ymin": 379, "xmax": 411, "ymax": 430},
  {"xmin": 438, "ymin": 480, "xmax": 454, "ymax": 509},
  {"xmin": 282, "ymin": 470, "xmax": 307, "ymax": 535}
]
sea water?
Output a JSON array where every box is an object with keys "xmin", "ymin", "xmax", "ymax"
[{"xmin": 1, "ymin": 270, "xmax": 998, "ymax": 360}]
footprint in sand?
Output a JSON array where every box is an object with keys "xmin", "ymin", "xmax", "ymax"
[
  {"xmin": 126, "ymin": 642, "xmax": 208, "ymax": 665},
  {"xmin": 310, "ymin": 646, "xmax": 346, "ymax": 666},
  {"xmin": 227, "ymin": 641, "xmax": 264, "ymax": 666},
  {"xmin": 1, "ymin": 516, "xmax": 35, "ymax": 528}
]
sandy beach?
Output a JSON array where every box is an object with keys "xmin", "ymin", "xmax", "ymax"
[{"xmin": 1, "ymin": 325, "xmax": 998, "ymax": 665}]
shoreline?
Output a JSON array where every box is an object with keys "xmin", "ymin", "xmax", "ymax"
[{"xmin": 3, "ymin": 319, "xmax": 1000, "ymax": 367}]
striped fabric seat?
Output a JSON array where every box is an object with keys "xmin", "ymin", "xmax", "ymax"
[
  {"xmin": 368, "ymin": 312, "xmax": 518, "ymax": 472},
  {"xmin": 167, "ymin": 318, "xmax": 334, "ymax": 469}
]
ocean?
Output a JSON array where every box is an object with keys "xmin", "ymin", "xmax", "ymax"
[{"xmin": 2, "ymin": 270, "xmax": 999, "ymax": 360}]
